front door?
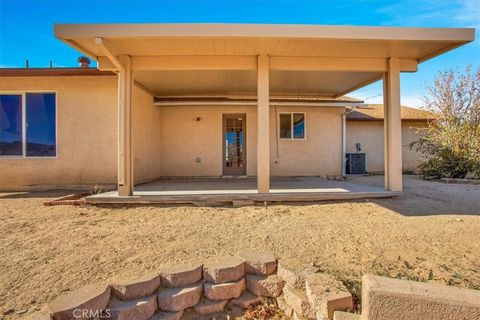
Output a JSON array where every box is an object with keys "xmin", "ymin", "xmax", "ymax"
[{"xmin": 223, "ymin": 114, "xmax": 246, "ymax": 176}]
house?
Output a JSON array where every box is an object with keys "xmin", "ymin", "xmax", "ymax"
[
  {"xmin": 346, "ymin": 105, "xmax": 435, "ymax": 173},
  {"xmin": 0, "ymin": 23, "xmax": 474, "ymax": 202}
]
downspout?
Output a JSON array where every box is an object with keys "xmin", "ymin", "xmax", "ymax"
[{"xmin": 342, "ymin": 106, "xmax": 356, "ymax": 177}]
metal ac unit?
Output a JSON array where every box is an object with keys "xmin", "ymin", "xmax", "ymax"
[{"xmin": 346, "ymin": 153, "xmax": 366, "ymax": 174}]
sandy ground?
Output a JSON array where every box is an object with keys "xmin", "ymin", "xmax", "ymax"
[{"xmin": 1, "ymin": 175, "xmax": 479, "ymax": 318}]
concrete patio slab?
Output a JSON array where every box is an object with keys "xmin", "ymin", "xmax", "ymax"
[{"xmin": 86, "ymin": 177, "xmax": 398, "ymax": 205}]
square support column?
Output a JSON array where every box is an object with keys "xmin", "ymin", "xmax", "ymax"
[
  {"xmin": 118, "ymin": 55, "xmax": 134, "ymax": 196},
  {"xmin": 257, "ymin": 55, "xmax": 270, "ymax": 193},
  {"xmin": 383, "ymin": 57, "xmax": 403, "ymax": 192}
]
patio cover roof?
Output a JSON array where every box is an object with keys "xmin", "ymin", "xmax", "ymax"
[{"xmin": 54, "ymin": 23, "xmax": 475, "ymax": 98}]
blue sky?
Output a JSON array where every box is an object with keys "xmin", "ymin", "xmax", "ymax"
[{"xmin": 0, "ymin": 0, "xmax": 479, "ymax": 107}]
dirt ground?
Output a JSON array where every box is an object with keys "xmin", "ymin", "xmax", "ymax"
[{"xmin": 1, "ymin": 175, "xmax": 479, "ymax": 318}]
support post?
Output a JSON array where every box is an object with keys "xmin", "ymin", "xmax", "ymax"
[
  {"xmin": 257, "ymin": 55, "xmax": 270, "ymax": 193},
  {"xmin": 383, "ymin": 57, "xmax": 403, "ymax": 192},
  {"xmin": 118, "ymin": 55, "xmax": 133, "ymax": 196}
]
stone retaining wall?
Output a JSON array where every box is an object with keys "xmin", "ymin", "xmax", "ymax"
[
  {"xmin": 30, "ymin": 251, "xmax": 480, "ymax": 320},
  {"xmin": 31, "ymin": 250, "xmax": 354, "ymax": 320}
]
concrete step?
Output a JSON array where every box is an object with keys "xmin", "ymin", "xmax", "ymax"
[
  {"xmin": 108, "ymin": 295, "xmax": 157, "ymax": 320},
  {"xmin": 159, "ymin": 263, "xmax": 203, "ymax": 288},
  {"xmin": 157, "ymin": 281, "xmax": 203, "ymax": 312},
  {"xmin": 239, "ymin": 250, "xmax": 277, "ymax": 275},
  {"xmin": 149, "ymin": 310, "xmax": 183, "ymax": 320},
  {"xmin": 305, "ymin": 273, "xmax": 353, "ymax": 320},
  {"xmin": 283, "ymin": 284, "xmax": 316, "ymax": 319},
  {"xmin": 204, "ymin": 277, "xmax": 246, "ymax": 300},
  {"xmin": 194, "ymin": 298, "xmax": 228, "ymax": 315},
  {"xmin": 203, "ymin": 256, "xmax": 245, "ymax": 284},
  {"xmin": 246, "ymin": 274, "xmax": 285, "ymax": 297},
  {"xmin": 110, "ymin": 274, "xmax": 160, "ymax": 300},
  {"xmin": 48, "ymin": 284, "xmax": 110, "ymax": 320},
  {"xmin": 230, "ymin": 291, "xmax": 261, "ymax": 309}
]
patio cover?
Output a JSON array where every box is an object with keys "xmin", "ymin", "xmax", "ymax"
[
  {"xmin": 54, "ymin": 24, "xmax": 474, "ymax": 197},
  {"xmin": 54, "ymin": 24, "xmax": 474, "ymax": 98}
]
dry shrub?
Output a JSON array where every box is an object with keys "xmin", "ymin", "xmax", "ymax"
[
  {"xmin": 411, "ymin": 66, "xmax": 480, "ymax": 178},
  {"xmin": 242, "ymin": 299, "xmax": 288, "ymax": 320}
]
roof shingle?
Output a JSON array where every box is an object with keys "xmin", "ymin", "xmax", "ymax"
[{"xmin": 346, "ymin": 104, "xmax": 435, "ymax": 121}]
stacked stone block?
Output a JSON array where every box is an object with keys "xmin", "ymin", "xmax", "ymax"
[
  {"xmin": 35, "ymin": 251, "xmax": 358, "ymax": 320},
  {"xmin": 276, "ymin": 259, "xmax": 354, "ymax": 320}
]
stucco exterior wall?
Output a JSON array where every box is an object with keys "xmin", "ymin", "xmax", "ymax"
[
  {"xmin": 346, "ymin": 121, "xmax": 427, "ymax": 173},
  {"xmin": 0, "ymin": 74, "xmax": 345, "ymax": 191},
  {"xmin": 0, "ymin": 76, "xmax": 118, "ymax": 190},
  {"xmin": 132, "ymin": 86, "xmax": 162, "ymax": 183},
  {"xmin": 158, "ymin": 105, "xmax": 258, "ymax": 177},
  {"xmin": 270, "ymin": 106, "xmax": 343, "ymax": 176},
  {"xmin": 158, "ymin": 105, "xmax": 343, "ymax": 177}
]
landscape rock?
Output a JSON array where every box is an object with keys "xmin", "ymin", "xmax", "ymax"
[
  {"xmin": 239, "ymin": 250, "xmax": 277, "ymax": 275},
  {"xmin": 150, "ymin": 310, "xmax": 183, "ymax": 320},
  {"xmin": 204, "ymin": 277, "xmax": 246, "ymax": 300},
  {"xmin": 108, "ymin": 295, "xmax": 157, "ymax": 320},
  {"xmin": 48, "ymin": 284, "xmax": 110, "ymax": 320},
  {"xmin": 293, "ymin": 311, "xmax": 309, "ymax": 320},
  {"xmin": 110, "ymin": 273, "xmax": 160, "ymax": 300},
  {"xmin": 277, "ymin": 259, "xmax": 320, "ymax": 288},
  {"xmin": 276, "ymin": 295, "xmax": 294, "ymax": 318},
  {"xmin": 160, "ymin": 263, "xmax": 203, "ymax": 288},
  {"xmin": 305, "ymin": 273, "xmax": 353, "ymax": 320},
  {"xmin": 246, "ymin": 274, "xmax": 285, "ymax": 297},
  {"xmin": 465, "ymin": 171, "xmax": 480, "ymax": 180},
  {"xmin": 333, "ymin": 311, "xmax": 361, "ymax": 320},
  {"xmin": 157, "ymin": 282, "xmax": 202, "ymax": 312},
  {"xmin": 194, "ymin": 298, "xmax": 228, "ymax": 315},
  {"xmin": 283, "ymin": 284, "xmax": 316, "ymax": 319},
  {"xmin": 203, "ymin": 256, "xmax": 244, "ymax": 283},
  {"xmin": 230, "ymin": 291, "xmax": 261, "ymax": 309}
]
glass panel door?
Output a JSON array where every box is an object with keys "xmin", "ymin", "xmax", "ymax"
[{"xmin": 223, "ymin": 114, "xmax": 246, "ymax": 175}]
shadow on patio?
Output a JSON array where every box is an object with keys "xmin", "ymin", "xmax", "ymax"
[{"xmin": 348, "ymin": 175, "xmax": 480, "ymax": 216}]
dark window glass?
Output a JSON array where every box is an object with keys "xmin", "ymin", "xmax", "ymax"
[
  {"xmin": 26, "ymin": 93, "xmax": 56, "ymax": 157},
  {"xmin": 279, "ymin": 114, "xmax": 291, "ymax": 139},
  {"xmin": 0, "ymin": 95, "xmax": 23, "ymax": 156},
  {"xmin": 293, "ymin": 113, "xmax": 305, "ymax": 139}
]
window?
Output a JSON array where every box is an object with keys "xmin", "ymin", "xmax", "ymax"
[
  {"xmin": 0, "ymin": 95, "xmax": 23, "ymax": 156},
  {"xmin": 279, "ymin": 112, "xmax": 305, "ymax": 139},
  {"xmin": 0, "ymin": 92, "xmax": 56, "ymax": 157}
]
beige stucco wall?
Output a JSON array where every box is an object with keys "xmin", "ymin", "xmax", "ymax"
[
  {"xmin": 270, "ymin": 106, "xmax": 343, "ymax": 176},
  {"xmin": 0, "ymin": 77, "xmax": 163, "ymax": 190},
  {"xmin": 346, "ymin": 121, "xmax": 427, "ymax": 173},
  {"xmin": 158, "ymin": 105, "xmax": 343, "ymax": 177},
  {"xmin": 0, "ymin": 75, "xmax": 344, "ymax": 190},
  {"xmin": 0, "ymin": 76, "xmax": 118, "ymax": 190},
  {"xmin": 158, "ymin": 105, "xmax": 258, "ymax": 177},
  {"xmin": 132, "ymin": 86, "xmax": 162, "ymax": 183}
]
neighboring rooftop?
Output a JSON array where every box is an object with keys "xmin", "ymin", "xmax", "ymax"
[
  {"xmin": 0, "ymin": 67, "xmax": 115, "ymax": 77},
  {"xmin": 347, "ymin": 104, "xmax": 435, "ymax": 121}
]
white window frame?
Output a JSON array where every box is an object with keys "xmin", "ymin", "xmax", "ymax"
[
  {"xmin": 278, "ymin": 112, "xmax": 306, "ymax": 140},
  {"xmin": 0, "ymin": 91, "xmax": 58, "ymax": 159}
]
